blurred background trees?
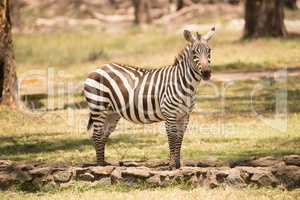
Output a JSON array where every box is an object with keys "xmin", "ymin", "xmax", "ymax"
[
  {"xmin": 285, "ymin": 0, "xmax": 298, "ymax": 10},
  {"xmin": 10, "ymin": 0, "xmax": 299, "ymax": 38},
  {"xmin": 132, "ymin": 0, "xmax": 152, "ymax": 25},
  {"xmin": 244, "ymin": 0, "xmax": 287, "ymax": 38}
]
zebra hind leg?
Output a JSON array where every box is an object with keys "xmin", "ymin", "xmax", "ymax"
[{"xmin": 91, "ymin": 111, "xmax": 120, "ymax": 166}]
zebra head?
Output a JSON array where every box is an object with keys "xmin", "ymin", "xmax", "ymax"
[{"xmin": 183, "ymin": 27, "xmax": 215, "ymax": 80}]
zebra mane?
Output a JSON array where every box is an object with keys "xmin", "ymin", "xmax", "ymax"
[{"xmin": 174, "ymin": 44, "xmax": 192, "ymax": 65}]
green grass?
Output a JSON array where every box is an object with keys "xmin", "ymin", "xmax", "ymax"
[
  {"xmin": 1, "ymin": 185, "xmax": 300, "ymax": 200},
  {"xmin": 14, "ymin": 28, "xmax": 300, "ymax": 80},
  {"xmin": 3, "ymin": 76, "xmax": 300, "ymax": 163}
]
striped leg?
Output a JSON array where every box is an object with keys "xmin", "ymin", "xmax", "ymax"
[
  {"xmin": 91, "ymin": 111, "xmax": 120, "ymax": 166},
  {"xmin": 165, "ymin": 118, "xmax": 180, "ymax": 169},
  {"xmin": 174, "ymin": 115, "xmax": 189, "ymax": 168},
  {"xmin": 165, "ymin": 115, "xmax": 189, "ymax": 169}
]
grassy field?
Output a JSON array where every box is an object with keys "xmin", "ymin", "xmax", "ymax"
[
  {"xmin": 14, "ymin": 27, "xmax": 300, "ymax": 80},
  {"xmin": 1, "ymin": 76, "xmax": 300, "ymax": 164},
  {"xmin": 1, "ymin": 186, "xmax": 300, "ymax": 200}
]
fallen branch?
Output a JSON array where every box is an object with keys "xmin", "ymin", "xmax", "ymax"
[{"xmin": 89, "ymin": 11, "xmax": 134, "ymax": 23}]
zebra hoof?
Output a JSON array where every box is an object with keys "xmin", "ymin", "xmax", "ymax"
[
  {"xmin": 175, "ymin": 159, "xmax": 181, "ymax": 169},
  {"xmin": 168, "ymin": 160, "xmax": 181, "ymax": 170},
  {"xmin": 96, "ymin": 161, "xmax": 111, "ymax": 166}
]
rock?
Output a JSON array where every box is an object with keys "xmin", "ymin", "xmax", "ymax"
[
  {"xmin": 197, "ymin": 159, "xmax": 224, "ymax": 167},
  {"xmin": 78, "ymin": 173, "xmax": 94, "ymax": 182},
  {"xmin": 42, "ymin": 181, "xmax": 57, "ymax": 191},
  {"xmin": 111, "ymin": 168, "xmax": 123, "ymax": 184},
  {"xmin": 122, "ymin": 167, "xmax": 151, "ymax": 178},
  {"xmin": 29, "ymin": 167, "xmax": 51, "ymax": 176},
  {"xmin": 225, "ymin": 168, "xmax": 246, "ymax": 187},
  {"xmin": 145, "ymin": 160, "xmax": 169, "ymax": 168},
  {"xmin": 181, "ymin": 167, "xmax": 197, "ymax": 176},
  {"xmin": 230, "ymin": 156, "xmax": 283, "ymax": 168},
  {"xmin": 272, "ymin": 165, "xmax": 300, "ymax": 189},
  {"xmin": 203, "ymin": 169, "xmax": 229, "ymax": 188},
  {"xmin": 97, "ymin": 177, "xmax": 112, "ymax": 186},
  {"xmin": 184, "ymin": 160, "xmax": 199, "ymax": 167},
  {"xmin": 250, "ymin": 156, "xmax": 283, "ymax": 167},
  {"xmin": 237, "ymin": 166, "xmax": 278, "ymax": 187},
  {"xmin": 0, "ymin": 172, "xmax": 17, "ymax": 189},
  {"xmin": 0, "ymin": 160, "xmax": 13, "ymax": 171},
  {"xmin": 146, "ymin": 175, "xmax": 161, "ymax": 186},
  {"xmin": 204, "ymin": 170, "xmax": 219, "ymax": 188},
  {"xmin": 89, "ymin": 166, "xmax": 115, "ymax": 176},
  {"xmin": 229, "ymin": 158, "xmax": 254, "ymax": 168},
  {"xmin": 283, "ymin": 155, "xmax": 300, "ymax": 166},
  {"xmin": 120, "ymin": 161, "xmax": 144, "ymax": 167},
  {"xmin": 150, "ymin": 170, "xmax": 181, "ymax": 178},
  {"xmin": 149, "ymin": 170, "xmax": 183, "ymax": 186},
  {"xmin": 15, "ymin": 164, "xmax": 34, "ymax": 171},
  {"xmin": 215, "ymin": 170, "xmax": 229, "ymax": 183},
  {"xmin": 32, "ymin": 175, "xmax": 54, "ymax": 189},
  {"xmin": 250, "ymin": 172, "xmax": 278, "ymax": 187},
  {"xmin": 15, "ymin": 169, "xmax": 32, "ymax": 183},
  {"xmin": 73, "ymin": 167, "xmax": 88, "ymax": 178},
  {"xmin": 107, "ymin": 161, "xmax": 120, "ymax": 166},
  {"xmin": 190, "ymin": 175, "xmax": 199, "ymax": 185},
  {"xmin": 53, "ymin": 170, "xmax": 72, "ymax": 183}
]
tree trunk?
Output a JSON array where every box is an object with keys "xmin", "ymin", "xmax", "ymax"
[
  {"xmin": 132, "ymin": 0, "xmax": 152, "ymax": 25},
  {"xmin": 0, "ymin": 0, "xmax": 18, "ymax": 108},
  {"xmin": 176, "ymin": 0, "xmax": 184, "ymax": 10},
  {"xmin": 244, "ymin": 0, "xmax": 287, "ymax": 38},
  {"xmin": 108, "ymin": 0, "xmax": 119, "ymax": 9},
  {"xmin": 285, "ymin": 0, "xmax": 298, "ymax": 10}
]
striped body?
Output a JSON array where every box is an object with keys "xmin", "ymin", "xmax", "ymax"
[
  {"xmin": 84, "ymin": 62, "xmax": 200, "ymax": 124},
  {"xmin": 83, "ymin": 28, "xmax": 215, "ymax": 169}
]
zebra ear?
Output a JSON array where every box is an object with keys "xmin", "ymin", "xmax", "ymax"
[
  {"xmin": 184, "ymin": 30, "xmax": 196, "ymax": 43},
  {"xmin": 202, "ymin": 26, "xmax": 216, "ymax": 42}
]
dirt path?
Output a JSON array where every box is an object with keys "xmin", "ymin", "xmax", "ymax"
[{"xmin": 212, "ymin": 67, "xmax": 300, "ymax": 82}]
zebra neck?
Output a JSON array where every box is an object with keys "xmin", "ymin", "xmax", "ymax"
[{"xmin": 174, "ymin": 60, "xmax": 201, "ymax": 92}]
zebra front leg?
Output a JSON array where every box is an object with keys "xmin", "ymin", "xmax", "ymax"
[
  {"xmin": 165, "ymin": 119, "xmax": 180, "ymax": 169},
  {"xmin": 174, "ymin": 115, "xmax": 189, "ymax": 168}
]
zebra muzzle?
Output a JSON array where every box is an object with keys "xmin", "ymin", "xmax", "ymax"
[{"xmin": 200, "ymin": 69, "xmax": 211, "ymax": 80}]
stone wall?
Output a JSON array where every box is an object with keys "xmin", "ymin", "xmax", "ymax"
[{"xmin": 0, "ymin": 155, "xmax": 300, "ymax": 191}]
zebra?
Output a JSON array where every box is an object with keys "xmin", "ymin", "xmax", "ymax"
[{"xmin": 84, "ymin": 27, "xmax": 215, "ymax": 169}]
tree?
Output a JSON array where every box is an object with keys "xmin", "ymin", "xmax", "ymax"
[
  {"xmin": 0, "ymin": 0, "xmax": 18, "ymax": 108},
  {"xmin": 132, "ymin": 0, "xmax": 152, "ymax": 25},
  {"xmin": 176, "ymin": 0, "xmax": 184, "ymax": 10},
  {"xmin": 244, "ymin": 0, "xmax": 287, "ymax": 38},
  {"xmin": 285, "ymin": 0, "xmax": 298, "ymax": 10}
]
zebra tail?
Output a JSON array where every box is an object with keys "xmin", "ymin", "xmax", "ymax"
[{"xmin": 87, "ymin": 114, "xmax": 93, "ymax": 131}]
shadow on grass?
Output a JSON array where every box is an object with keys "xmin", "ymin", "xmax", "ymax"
[
  {"xmin": 0, "ymin": 133, "xmax": 160, "ymax": 157},
  {"xmin": 0, "ymin": 136, "xmax": 92, "ymax": 156},
  {"xmin": 186, "ymin": 136, "xmax": 300, "ymax": 161}
]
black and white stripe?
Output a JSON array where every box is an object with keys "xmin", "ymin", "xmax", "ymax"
[{"xmin": 84, "ymin": 28, "xmax": 215, "ymax": 169}]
